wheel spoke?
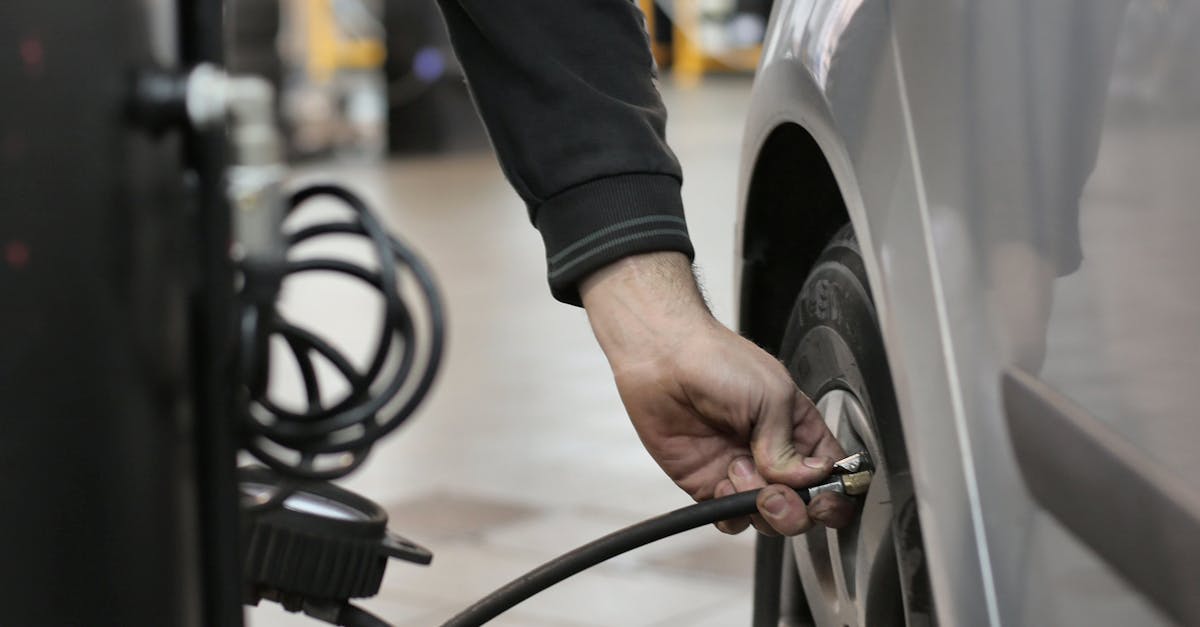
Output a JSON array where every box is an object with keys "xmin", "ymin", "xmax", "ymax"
[{"xmin": 792, "ymin": 389, "xmax": 897, "ymax": 627}]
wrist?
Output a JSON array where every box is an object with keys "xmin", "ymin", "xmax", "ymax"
[{"xmin": 580, "ymin": 252, "xmax": 715, "ymax": 367}]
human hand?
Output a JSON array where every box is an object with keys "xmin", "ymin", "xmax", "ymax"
[{"xmin": 580, "ymin": 252, "xmax": 855, "ymax": 535}]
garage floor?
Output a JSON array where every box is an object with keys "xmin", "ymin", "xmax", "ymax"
[{"xmin": 248, "ymin": 77, "xmax": 760, "ymax": 627}]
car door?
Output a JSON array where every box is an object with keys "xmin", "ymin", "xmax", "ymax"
[{"xmin": 893, "ymin": 0, "xmax": 1200, "ymax": 624}]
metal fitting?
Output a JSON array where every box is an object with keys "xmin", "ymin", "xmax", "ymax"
[
  {"xmin": 840, "ymin": 471, "xmax": 873, "ymax": 496},
  {"xmin": 184, "ymin": 63, "xmax": 229, "ymax": 129},
  {"xmin": 803, "ymin": 471, "xmax": 873, "ymax": 500},
  {"xmin": 185, "ymin": 64, "xmax": 286, "ymax": 262},
  {"xmin": 833, "ymin": 452, "xmax": 873, "ymax": 475},
  {"xmin": 801, "ymin": 454, "xmax": 875, "ymax": 501}
]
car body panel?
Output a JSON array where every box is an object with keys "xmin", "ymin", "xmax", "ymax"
[
  {"xmin": 738, "ymin": 9, "xmax": 999, "ymax": 624},
  {"xmin": 737, "ymin": 0, "xmax": 1198, "ymax": 624}
]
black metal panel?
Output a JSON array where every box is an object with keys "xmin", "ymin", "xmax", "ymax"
[
  {"xmin": 1003, "ymin": 368, "xmax": 1200, "ymax": 626},
  {"xmin": 0, "ymin": 1, "xmax": 201, "ymax": 624},
  {"xmin": 178, "ymin": 1, "xmax": 247, "ymax": 625}
]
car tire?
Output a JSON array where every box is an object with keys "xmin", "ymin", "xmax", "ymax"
[{"xmin": 757, "ymin": 224, "xmax": 935, "ymax": 627}]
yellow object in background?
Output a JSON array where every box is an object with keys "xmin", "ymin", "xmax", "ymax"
[
  {"xmin": 637, "ymin": 0, "xmax": 763, "ymax": 88},
  {"xmin": 637, "ymin": 0, "xmax": 673, "ymax": 69},
  {"xmin": 300, "ymin": 0, "xmax": 386, "ymax": 84}
]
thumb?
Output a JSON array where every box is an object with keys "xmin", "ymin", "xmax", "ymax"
[{"xmin": 751, "ymin": 387, "xmax": 838, "ymax": 487}]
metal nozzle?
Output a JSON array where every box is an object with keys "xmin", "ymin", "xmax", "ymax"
[
  {"xmin": 840, "ymin": 471, "xmax": 873, "ymax": 496},
  {"xmin": 800, "ymin": 454, "xmax": 875, "ymax": 501},
  {"xmin": 832, "ymin": 452, "xmax": 874, "ymax": 475}
]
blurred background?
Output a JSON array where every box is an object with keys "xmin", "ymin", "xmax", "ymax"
[
  {"xmin": 233, "ymin": 2, "xmax": 775, "ymax": 625},
  {"xmin": 226, "ymin": 0, "xmax": 776, "ymax": 160}
]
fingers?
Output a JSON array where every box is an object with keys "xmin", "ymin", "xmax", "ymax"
[
  {"xmin": 808, "ymin": 492, "xmax": 856, "ymax": 529},
  {"xmin": 728, "ymin": 456, "xmax": 774, "ymax": 535},
  {"xmin": 756, "ymin": 484, "xmax": 813, "ymax": 536},
  {"xmin": 712, "ymin": 479, "xmax": 751, "ymax": 535},
  {"xmin": 751, "ymin": 386, "xmax": 840, "ymax": 487},
  {"xmin": 715, "ymin": 458, "xmax": 854, "ymax": 536}
]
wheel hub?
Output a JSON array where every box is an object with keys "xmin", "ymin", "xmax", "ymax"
[{"xmin": 793, "ymin": 389, "xmax": 898, "ymax": 627}]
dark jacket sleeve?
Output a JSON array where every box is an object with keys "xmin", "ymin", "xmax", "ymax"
[{"xmin": 436, "ymin": 0, "xmax": 694, "ymax": 305}]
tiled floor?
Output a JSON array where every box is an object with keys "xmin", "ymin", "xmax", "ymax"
[{"xmin": 247, "ymin": 77, "xmax": 759, "ymax": 627}]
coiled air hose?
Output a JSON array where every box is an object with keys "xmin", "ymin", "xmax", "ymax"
[{"xmin": 240, "ymin": 184, "xmax": 445, "ymax": 481}]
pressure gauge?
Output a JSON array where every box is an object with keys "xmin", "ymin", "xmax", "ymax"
[{"xmin": 239, "ymin": 466, "xmax": 431, "ymax": 606}]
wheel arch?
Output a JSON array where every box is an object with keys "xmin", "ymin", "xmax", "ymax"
[
  {"xmin": 739, "ymin": 120, "xmax": 939, "ymax": 627},
  {"xmin": 738, "ymin": 122, "xmax": 850, "ymax": 354}
]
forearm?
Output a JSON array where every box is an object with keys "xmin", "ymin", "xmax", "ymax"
[{"xmin": 580, "ymin": 251, "xmax": 715, "ymax": 367}]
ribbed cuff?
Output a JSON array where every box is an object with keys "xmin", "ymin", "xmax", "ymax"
[{"xmin": 534, "ymin": 173, "xmax": 694, "ymax": 305}]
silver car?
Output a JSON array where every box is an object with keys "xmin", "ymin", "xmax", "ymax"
[{"xmin": 735, "ymin": 1, "xmax": 1200, "ymax": 625}]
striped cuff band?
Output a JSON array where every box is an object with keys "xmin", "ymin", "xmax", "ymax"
[{"xmin": 534, "ymin": 173, "xmax": 694, "ymax": 305}]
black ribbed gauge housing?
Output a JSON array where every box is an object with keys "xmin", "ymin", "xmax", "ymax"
[{"xmin": 240, "ymin": 467, "xmax": 432, "ymax": 602}]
